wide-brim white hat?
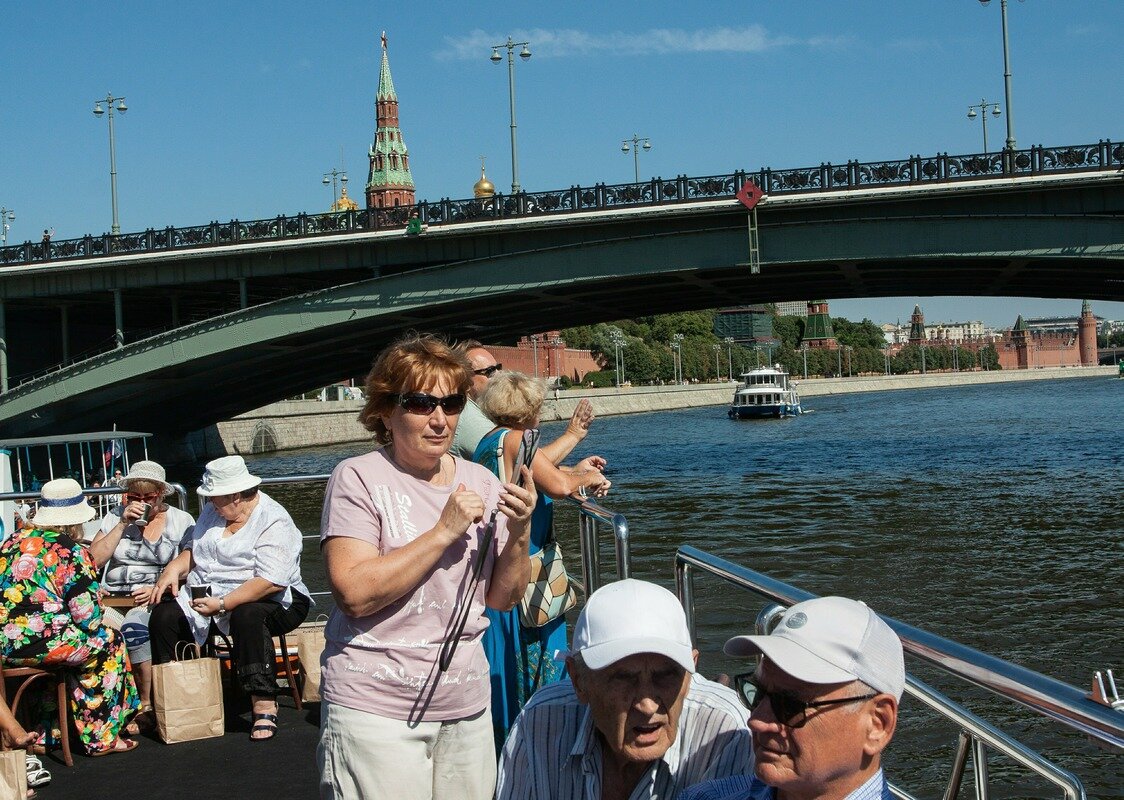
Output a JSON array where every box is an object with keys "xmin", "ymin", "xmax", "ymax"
[
  {"xmin": 117, "ymin": 460, "xmax": 175, "ymax": 497},
  {"xmin": 197, "ymin": 455, "xmax": 262, "ymax": 497},
  {"xmin": 33, "ymin": 478, "xmax": 97, "ymax": 527}
]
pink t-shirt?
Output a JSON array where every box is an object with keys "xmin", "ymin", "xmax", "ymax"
[{"xmin": 319, "ymin": 449, "xmax": 508, "ymax": 721}]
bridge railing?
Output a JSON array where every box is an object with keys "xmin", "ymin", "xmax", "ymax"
[{"xmin": 2, "ymin": 139, "xmax": 1120, "ymax": 268}]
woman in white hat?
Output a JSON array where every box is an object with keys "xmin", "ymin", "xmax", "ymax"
[
  {"xmin": 145, "ymin": 455, "xmax": 311, "ymax": 741},
  {"xmin": 89, "ymin": 460, "xmax": 196, "ymax": 734},
  {"xmin": 0, "ymin": 478, "xmax": 141, "ymax": 757}
]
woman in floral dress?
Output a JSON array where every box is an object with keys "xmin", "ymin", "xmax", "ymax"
[{"xmin": 0, "ymin": 478, "xmax": 140, "ymax": 757}]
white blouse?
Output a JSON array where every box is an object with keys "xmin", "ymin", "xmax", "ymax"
[{"xmin": 175, "ymin": 490, "xmax": 311, "ymax": 643}]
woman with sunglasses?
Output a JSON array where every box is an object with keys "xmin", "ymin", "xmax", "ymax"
[
  {"xmin": 474, "ymin": 370, "xmax": 612, "ymax": 751},
  {"xmin": 89, "ymin": 460, "xmax": 196, "ymax": 734},
  {"xmin": 317, "ymin": 333, "xmax": 536, "ymax": 800}
]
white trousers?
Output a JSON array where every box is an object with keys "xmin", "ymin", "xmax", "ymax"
[{"xmin": 317, "ymin": 700, "xmax": 497, "ymax": 800}]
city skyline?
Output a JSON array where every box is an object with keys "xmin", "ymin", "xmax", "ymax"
[{"xmin": 2, "ymin": 1, "xmax": 1121, "ymax": 326}]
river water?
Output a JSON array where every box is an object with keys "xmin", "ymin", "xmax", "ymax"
[{"xmin": 183, "ymin": 376, "xmax": 1122, "ymax": 798}]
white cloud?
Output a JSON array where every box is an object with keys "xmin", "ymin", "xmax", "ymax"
[{"xmin": 438, "ymin": 26, "xmax": 840, "ymax": 60}]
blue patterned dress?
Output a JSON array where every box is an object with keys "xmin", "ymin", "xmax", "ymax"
[{"xmin": 473, "ymin": 429, "xmax": 568, "ymax": 752}]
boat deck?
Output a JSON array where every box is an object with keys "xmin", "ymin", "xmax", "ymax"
[{"xmin": 44, "ymin": 697, "xmax": 320, "ymax": 799}]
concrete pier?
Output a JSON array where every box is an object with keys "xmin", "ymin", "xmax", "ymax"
[{"xmin": 193, "ymin": 366, "xmax": 1117, "ymax": 458}]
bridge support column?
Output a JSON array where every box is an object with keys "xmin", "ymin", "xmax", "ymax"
[
  {"xmin": 238, "ymin": 278, "xmax": 248, "ymax": 310},
  {"xmin": 60, "ymin": 306, "xmax": 70, "ymax": 363},
  {"xmin": 0, "ymin": 300, "xmax": 7, "ymax": 393},
  {"xmin": 113, "ymin": 289, "xmax": 124, "ymax": 348}
]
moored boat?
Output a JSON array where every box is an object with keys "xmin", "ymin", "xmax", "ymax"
[{"xmin": 727, "ymin": 364, "xmax": 802, "ymax": 418}]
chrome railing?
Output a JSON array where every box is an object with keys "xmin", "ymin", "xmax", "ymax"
[
  {"xmin": 674, "ymin": 545, "xmax": 1117, "ymax": 800},
  {"xmin": 2, "ymin": 482, "xmax": 191, "ymax": 521},
  {"xmin": 568, "ymin": 492, "xmax": 630, "ymax": 595}
]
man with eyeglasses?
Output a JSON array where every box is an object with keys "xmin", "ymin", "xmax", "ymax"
[
  {"xmin": 680, "ymin": 596, "xmax": 904, "ymax": 800},
  {"xmin": 449, "ymin": 341, "xmax": 507, "ymax": 459},
  {"xmin": 496, "ymin": 579, "xmax": 750, "ymax": 800}
]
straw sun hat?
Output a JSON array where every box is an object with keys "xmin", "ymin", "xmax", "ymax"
[
  {"xmin": 117, "ymin": 460, "xmax": 175, "ymax": 497},
  {"xmin": 32, "ymin": 478, "xmax": 97, "ymax": 527}
]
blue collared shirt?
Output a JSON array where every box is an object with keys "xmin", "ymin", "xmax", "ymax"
[
  {"xmin": 678, "ymin": 767, "xmax": 892, "ymax": 800},
  {"xmin": 496, "ymin": 674, "xmax": 751, "ymax": 800}
]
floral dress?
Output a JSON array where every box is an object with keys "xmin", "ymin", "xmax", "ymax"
[{"xmin": 0, "ymin": 528, "xmax": 139, "ymax": 754}]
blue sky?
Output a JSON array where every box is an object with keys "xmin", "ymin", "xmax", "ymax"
[{"xmin": 2, "ymin": 1, "xmax": 1121, "ymax": 326}]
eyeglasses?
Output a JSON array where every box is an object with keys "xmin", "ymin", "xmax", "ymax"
[
  {"xmin": 472, "ymin": 363, "xmax": 502, "ymax": 378},
  {"xmin": 733, "ymin": 673, "xmax": 876, "ymax": 729},
  {"xmin": 393, "ymin": 392, "xmax": 468, "ymax": 415},
  {"xmin": 125, "ymin": 492, "xmax": 161, "ymax": 503}
]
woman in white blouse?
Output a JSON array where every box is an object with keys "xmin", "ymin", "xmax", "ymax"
[{"xmin": 146, "ymin": 456, "xmax": 311, "ymax": 742}]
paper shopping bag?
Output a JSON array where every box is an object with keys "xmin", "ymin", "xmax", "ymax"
[
  {"xmin": 0, "ymin": 749, "xmax": 27, "ymax": 800},
  {"xmin": 152, "ymin": 645, "xmax": 224, "ymax": 744},
  {"xmin": 295, "ymin": 618, "xmax": 328, "ymax": 703}
]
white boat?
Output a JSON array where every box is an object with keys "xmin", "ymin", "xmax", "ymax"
[{"xmin": 728, "ymin": 364, "xmax": 802, "ymax": 418}]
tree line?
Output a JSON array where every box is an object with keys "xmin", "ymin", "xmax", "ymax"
[{"xmin": 561, "ymin": 309, "xmax": 1001, "ymax": 386}]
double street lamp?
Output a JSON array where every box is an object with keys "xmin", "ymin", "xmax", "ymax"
[
  {"xmin": 490, "ymin": 37, "xmax": 532, "ymax": 194},
  {"xmin": 979, "ymin": 0, "xmax": 1017, "ymax": 150},
  {"xmin": 620, "ymin": 135, "xmax": 651, "ymax": 183},
  {"xmin": 0, "ymin": 207, "xmax": 13, "ymax": 246},
  {"xmin": 92, "ymin": 93, "xmax": 128, "ymax": 235},
  {"xmin": 670, "ymin": 333, "xmax": 684, "ymax": 384},
  {"xmin": 610, "ymin": 331, "xmax": 627, "ymax": 387},
  {"xmin": 967, "ymin": 100, "xmax": 1002, "ymax": 153},
  {"xmin": 322, "ymin": 168, "xmax": 348, "ymax": 208},
  {"xmin": 723, "ymin": 337, "xmax": 734, "ymax": 380}
]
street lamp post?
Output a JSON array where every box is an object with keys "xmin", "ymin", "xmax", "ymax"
[
  {"xmin": 723, "ymin": 337, "xmax": 734, "ymax": 381},
  {"xmin": 490, "ymin": 37, "xmax": 532, "ymax": 194},
  {"xmin": 92, "ymin": 93, "xmax": 128, "ymax": 235},
  {"xmin": 611, "ymin": 332, "xmax": 626, "ymax": 387},
  {"xmin": 712, "ymin": 343, "xmax": 721, "ymax": 380},
  {"xmin": 530, "ymin": 334, "xmax": 540, "ymax": 377},
  {"xmin": 322, "ymin": 168, "xmax": 348, "ymax": 209},
  {"xmin": 967, "ymin": 100, "xmax": 1002, "ymax": 153},
  {"xmin": 620, "ymin": 135, "xmax": 651, "ymax": 183},
  {"xmin": 979, "ymin": 0, "xmax": 1017, "ymax": 150},
  {"xmin": 671, "ymin": 333, "xmax": 684, "ymax": 384},
  {"xmin": 801, "ymin": 344, "xmax": 808, "ymax": 379},
  {"xmin": 0, "ymin": 207, "xmax": 13, "ymax": 246}
]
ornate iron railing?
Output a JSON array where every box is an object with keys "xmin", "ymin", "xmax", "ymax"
[{"xmin": 1, "ymin": 139, "xmax": 1120, "ymax": 268}]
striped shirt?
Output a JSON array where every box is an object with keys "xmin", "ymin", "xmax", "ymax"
[
  {"xmin": 678, "ymin": 767, "xmax": 892, "ymax": 800},
  {"xmin": 496, "ymin": 673, "xmax": 752, "ymax": 800}
]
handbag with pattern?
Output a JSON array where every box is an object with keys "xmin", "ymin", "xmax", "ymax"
[{"xmin": 518, "ymin": 538, "xmax": 578, "ymax": 628}]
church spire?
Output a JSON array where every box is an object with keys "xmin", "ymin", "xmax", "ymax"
[{"xmin": 366, "ymin": 32, "xmax": 415, "ymax": 209}]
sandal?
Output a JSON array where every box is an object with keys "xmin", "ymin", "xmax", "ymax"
[
  {"xmin": 25, "ymin": 755, "xmax": 51, "ymax": 788},
  {"xmin": 250, "ymin": 712, "xmax": 277, "ymax": 742},
  {"xmin": 125, "ymin": 707, "xmax": 155, "ymax": 736},
  {"xmin": 89, "ymin": 737, "xmax": 139, "ymax": 757}
]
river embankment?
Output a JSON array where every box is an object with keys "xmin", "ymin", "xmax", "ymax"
[{"xmin": 193, "ymin": 365, "xmax": 1116, "ymax": 457}]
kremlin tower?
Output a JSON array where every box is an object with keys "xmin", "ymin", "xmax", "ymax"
[
  {"xmin": 908, "ymin": 305, "xmax": 926, "ymax": 345},
  {"xmin": 1078, "ymin": 299, "xmax": 1098, "ymax": 366},
  {"xmin": 802, "ymin": 300, "xmax": 838, "ymax": 350},
  {"xmin": 366, "ymin": 33, "xmax": 415, "ymax": 209}
]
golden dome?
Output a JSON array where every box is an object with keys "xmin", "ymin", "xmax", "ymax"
[
  {"xmin": 474, "ymin": 165, "xmax": 495, "ymax": 198},
  {"xmin": 331, "ymin": 186, "xmax": 359, "ymax": 212}
]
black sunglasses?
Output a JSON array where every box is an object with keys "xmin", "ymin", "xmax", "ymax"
[
  {"xmin": 472, "ymin": 363, "xmax": 502, "ymax": 378},
  {"xmin": 393, "ymin": 392, "xmax": 467, "ymax": 415},
  {"xmin": 733, "ymin": 673, "xmax": 876, "ymax": 729}
]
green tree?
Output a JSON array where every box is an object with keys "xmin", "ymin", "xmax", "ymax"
[{"xmin": 772, "ymin": 315, "xmax": 802, "ymax": 349}]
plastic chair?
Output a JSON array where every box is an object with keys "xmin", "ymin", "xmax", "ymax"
[{"xmin": 0, "ymin": 662, "xmax": 73, "ymax": 767}]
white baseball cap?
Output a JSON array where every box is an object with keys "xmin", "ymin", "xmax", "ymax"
[
  {"xmin": 724, "ymin": 596, "xmax": 905, "ymax": 700},
  {"xmin": 564, "ymin": 579, "xmax": 695, "ymax": 673}
]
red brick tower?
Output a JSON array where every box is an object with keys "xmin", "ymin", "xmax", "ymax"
[
  {"xmin": 908, "ymin": 304, "xmax": 926, "ymax": 345},
  {"xmin": 366, "ymin": 33, "xmax": 416, "ymax": 209},
  {"xmin": 1011, "ymin": 315, "xmax": 1031, "ymax": 370},
  {"xmin": 1078, "ymin": 300, "xmax": 1098, "ymax": 366},
  {"xmin": 802, "ymin": 300, "xmax": 838, "ymax": 350}
]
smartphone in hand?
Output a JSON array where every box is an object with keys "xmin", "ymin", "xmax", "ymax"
[{"xmin": 514, "ymin": 429, "xmax": 540, "ymax": 489}]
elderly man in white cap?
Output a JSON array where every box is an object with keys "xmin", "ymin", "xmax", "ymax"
[
  {"xmin": 680, "ymin": 596, "xmax": 904, "ymax": 800},
  {"xmin": 496, "ymin": 579, "xmax": 750, "ymax": 800}
]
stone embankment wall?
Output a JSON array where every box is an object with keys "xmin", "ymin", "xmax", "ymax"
[{"xmin": 199, "ymin": 366, "xmax": 1116, "ymax": 457}]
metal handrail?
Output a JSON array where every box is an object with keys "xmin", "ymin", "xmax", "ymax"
[
  {"xmin": 1, "ymin": 482, "xmax": 191, "ymax": 518},
  {"xmin": 674, "ymin": 546, "xmax": 1116, "ymax": 799},
  {"xmin": 566, "ymin": 493, "xmax": 630, "ymax": 595}
]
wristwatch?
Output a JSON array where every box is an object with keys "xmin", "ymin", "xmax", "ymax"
[{"xmin": 218, "ymin": 596, "xmax": 227, "ymax": 614}]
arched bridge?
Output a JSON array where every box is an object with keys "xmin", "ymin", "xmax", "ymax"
[{"xmin": 0, "ymin": 139, "xmax": 1121, "ymax": 438}]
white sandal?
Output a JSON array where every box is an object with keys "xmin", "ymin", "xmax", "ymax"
[{"xmin": 25, "ymin": 754, "xmax": 51, "ymax": 788}]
